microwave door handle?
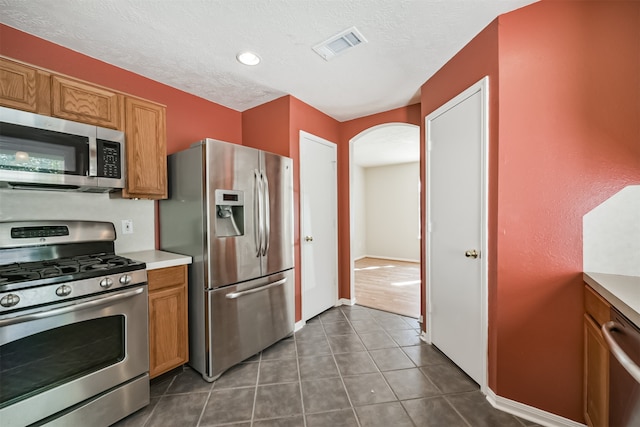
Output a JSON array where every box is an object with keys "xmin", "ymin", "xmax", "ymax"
[{"xmin": 88, "ymin": 136, "xmax": 98, "ymax": 177}]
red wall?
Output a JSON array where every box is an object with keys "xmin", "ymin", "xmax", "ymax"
[
  {"xmin": 242, "ymin": 97, "xmax": 291, "ymax": 155},
  {"xmin": 421, "ymin": 1, "xmax": 640, "ymax": 422},
  {"xmin": 0, "ymin": 25, "xmax": 242, "ymax": 153},
  {"xmin": 243, "ymin": 98, "xmax": 419, "ymax": 321},
  {"xmin": 420, "ymin": 19, "xmax": 501, "ymax": 384},
  {"xmin": 495, "ymin": 1, "xmax": 640, "ymax": 420},
  {"xmin": 290, "ymin": 97, "xmax": 341, "ymax": 320},
  {"xmin": 338, "ymin": 105, "xmax": 422, "ymax": 301},
  {"xmin": 243, "ymin": 96, "xmax": 340, "ymax": 321}
]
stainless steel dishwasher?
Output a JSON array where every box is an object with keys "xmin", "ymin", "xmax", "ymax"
[{"xmin": 602, "ymin": 308, "xmax": 640, "ymax": 427}]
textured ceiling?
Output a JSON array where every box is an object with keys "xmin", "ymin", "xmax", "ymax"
[
  {"xmin": 0, "ymin": 0, "xmax": 537, "ymax": 122},
  {"xmin": 354, "ymin": 124, "xmax": 420, "ymax": 167}
]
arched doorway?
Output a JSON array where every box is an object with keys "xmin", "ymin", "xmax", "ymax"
[{"xmin": 349, "ymin": 123, "xmax": 421, "ymax": 318}]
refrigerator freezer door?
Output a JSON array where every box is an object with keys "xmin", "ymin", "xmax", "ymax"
[
  {"xmin": 205, "ymin": 139, "xmax": 262, "ymax": 288},
  {"xmin": 261, "ymin": 150, "xmax": 295, "ymax": 276},
  {"xmin": 204, "ymin": 269, "xmax": 295, "ymax": 381}
]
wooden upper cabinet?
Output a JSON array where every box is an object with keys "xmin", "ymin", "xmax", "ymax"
[
  {"xmin": 122, "ymin": 97, "xmax": 167, "ymax": 199},
  {"xmin": 0, "ymin": 57, "xmax": 50, "ymax": 114},
  {"xmin": 0, "ymin": 56, "xmax": 168, "ymax": 199},
  {"xmin": 51, "ymin": 75, "xmax": 122, "ymax": 129}
]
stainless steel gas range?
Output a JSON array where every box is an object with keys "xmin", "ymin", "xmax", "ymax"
[{"xmin": 0, "ymin": 220, "xmax": 149, "ymax": 427}]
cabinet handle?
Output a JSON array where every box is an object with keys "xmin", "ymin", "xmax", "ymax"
[
  {"xmin": 602, "ymin": 321, "xmax": 640, "ymax": 383},
  {"xmin": 225, "ymin": 278, "xmax": 287, "ymax": 299}
]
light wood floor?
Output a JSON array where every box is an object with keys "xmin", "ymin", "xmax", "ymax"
[{"xmin": 354, "ymin": 257, "xmax": 421, "ymax": 319}]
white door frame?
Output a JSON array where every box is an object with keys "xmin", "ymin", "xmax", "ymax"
[
  {"xmin": 348, "ymin": 123, "xmax": 420, "ymax": 307},
  {"xmin": 424, "ymin": 76, "xmax": 489, "ymax": 392},
  {"xmin": 299, "ymin": 130, "xmax": 338, "ymax": 322}
]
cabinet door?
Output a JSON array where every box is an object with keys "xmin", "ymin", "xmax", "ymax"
[
  {"xmin": 123, "ymin": 97, "xmax": 167, "ymax": 199},
  {"xmin": 0, "ymin": 57, "xmax": 50, "ymax": 113},
  {"xmin": 584, "ymin": 313, "xmax": 609, "ymax": 427},
  {"xmin": 51, "ymin": 75, "xmax": 121, "ymax": 129},
  {"xmin": 148, "ymin": 269, "xmax": 188, "ymax": 378}
]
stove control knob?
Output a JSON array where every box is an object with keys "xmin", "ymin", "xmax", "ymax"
[
  {"xmin": 119, "ymin": 274, "xmax": 132, "ymax": 285},
  {"xmin": 1, "ymin": 294, "xmax": 20, "ymax": 308},
  {"xmin": 100, "ymin": 278, "xmax": 114, "ymax": 288},
  {"xmin": 55, "ymin": 285, "xmax": 72, "ymax": 297}
]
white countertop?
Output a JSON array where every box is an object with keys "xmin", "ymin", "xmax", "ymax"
[
  {"xmin": 584, "ymin": 272, "xmax": 640, "ymax": 327},
  {"xmin": 120, "ymin": 250, "xmax": 192, "ymax": 271}
]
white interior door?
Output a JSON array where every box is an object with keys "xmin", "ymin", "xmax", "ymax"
[
  {"xmin": 425, "ymin": 77, "xmax": 488, "ymax": 389},
  {"xmin": 300, "ymin": 131, "xmax": 338, "ymax": 321}
]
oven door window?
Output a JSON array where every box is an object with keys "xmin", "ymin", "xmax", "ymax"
[
  {"xmin": 0, "ymin": 122, "xmax": 88, "ymax": 175},
  {"xmin": 0, "ymin": 315, "xmax": 124, "ymax": 408}
]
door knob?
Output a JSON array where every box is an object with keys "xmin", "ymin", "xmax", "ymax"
[
  {"xmin": 465, "ymin": 249, "xmax": 479, "ymax": 259},
  {"xmin": 304, "ymin": 236, "xmax": 313, "ymax": 242}
]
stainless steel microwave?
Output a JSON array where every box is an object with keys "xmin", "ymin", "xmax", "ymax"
[{"xmin": 0, "ymin": 106, "xmax": 125, "ymax": 192}]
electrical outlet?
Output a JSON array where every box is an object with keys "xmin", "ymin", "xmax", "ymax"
[{"xmin": 122, "ymin": 219, "xmax": 133, "ymax": 235}]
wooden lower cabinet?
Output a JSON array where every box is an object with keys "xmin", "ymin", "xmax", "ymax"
[
  {"xmin": 148, "ymin": 265, "xmax": 188, "ymax": 378},
  {"xmin": 584, "ymin": 285, "xmax": 611, "ymax": 427}
]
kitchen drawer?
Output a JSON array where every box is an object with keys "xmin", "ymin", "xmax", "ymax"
[{"xmin": 148, "ymin": 265, "xmax": 187, "ymax": 292}]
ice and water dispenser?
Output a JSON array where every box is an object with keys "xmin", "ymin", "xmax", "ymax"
[{"xmin": 215, "ymin": 189, "xmax": 244, "ymax": 237}]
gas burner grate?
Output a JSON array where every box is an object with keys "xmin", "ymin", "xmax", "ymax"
[
  {"xmin": 0, "ymin": 253, "xmax": 142, "ymax": 285},
  {"xmin": 0, "ymin": 266, "xmax": 40, "ymax": 282}
]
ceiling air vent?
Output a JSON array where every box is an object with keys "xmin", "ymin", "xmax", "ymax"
[{"xmin": 313, "ymin": 26, "xmax": 367, "ymax": 61}]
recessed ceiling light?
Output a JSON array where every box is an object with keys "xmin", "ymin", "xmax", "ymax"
[{"xmin": 236, "ymin": 51, "xmax": 261, "ymax": 66}]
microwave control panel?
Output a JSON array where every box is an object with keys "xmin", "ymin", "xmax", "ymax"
[{"xmin": 97, "ymin": 140, "xmax": 121, "ymax": 179}]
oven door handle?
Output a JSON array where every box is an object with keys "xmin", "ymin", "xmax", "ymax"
[
  {"xmin": 0, "ymin": 287, "xmax": 144, "ymax": 327},
  {"xmin": 602, "ymin": 320, "xmax": 640, "ymax": 384},
  {"xmin": 225, "ymin": 278, "xmax": 287, "ymax": 300}
]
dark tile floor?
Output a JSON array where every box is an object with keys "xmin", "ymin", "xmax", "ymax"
[{"xmin": 114, "ymin": 305, "xmax": 539, "ymax": 427}]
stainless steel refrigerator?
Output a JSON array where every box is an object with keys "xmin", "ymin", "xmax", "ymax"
[{"xmin": 159, "ymin": 138, "xmax": 295, "ymax": 381}]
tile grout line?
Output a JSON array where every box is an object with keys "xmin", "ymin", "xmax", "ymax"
[
  {"xmin": 140, "ymin": 373, "xmax": 177, "ymax": 427},
  {"xmin": 194, "ymin": 372, "xmax": 215, "ymax": 427},
  {"xmin": 356, "ymin": 308, "xmax": 420, "ymax": 426},
  {"xmin": 330, "ymin": 307, "xmax": 367, "ymax": 427},
  {"xmin": 249, "ymin": 350, "xmax": 262, "ymax": 427},
  {"xmin": 343, "ymin": 306, "xmax": 426, "ymax": 427},
  {"xmin": 442, "ymin": 394, "xmax": 474, "ymax": 427},
  {"xmin": 293, "ymin": 332, "xmax": 308, "ymax": 427}
]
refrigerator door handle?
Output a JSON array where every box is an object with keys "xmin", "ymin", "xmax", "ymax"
[
  {"xmin": 254, "ymin": 169, "xmax": 262, "ymax": 257},
  {"xmin": 224, "ymin": 278, "xmax": 287, "ymax": 299},
  {"xmin": 262, "ymin": 171, "xmax": 270, "ymax": 256}
]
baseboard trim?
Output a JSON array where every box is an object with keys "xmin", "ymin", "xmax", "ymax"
[
  {"xmin": 338, "ymin": 298, "xmax": 356, "ymax": 306},
  {"xmin": 485, "ymin": 389, "xmax": 585, "ymax": 427},
  {"xmin": 294, "ymin": 320, "xmax": 305, "ymax": 332},
  {"xmin": 361, "ymin": 255, "xmax": 420, "ymax": 263}
]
